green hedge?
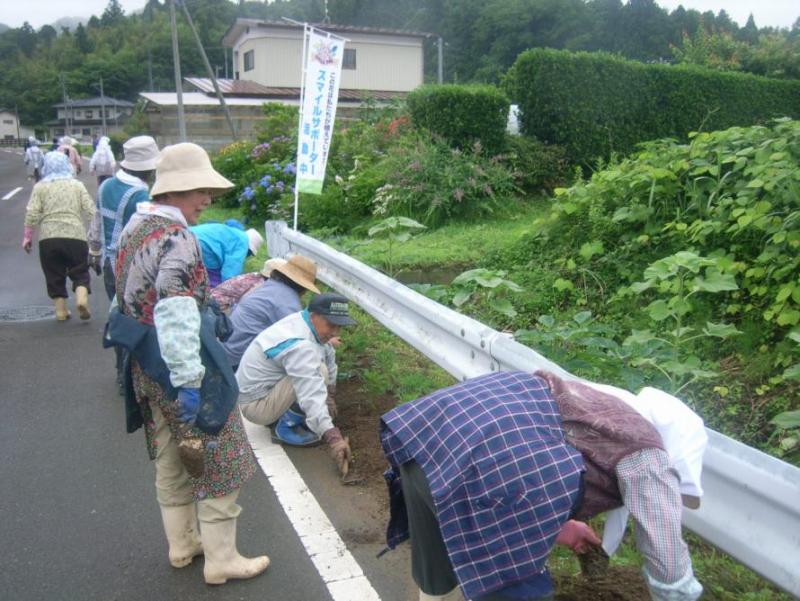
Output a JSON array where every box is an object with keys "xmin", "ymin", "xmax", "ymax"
[
  {"xmin": 504, "ymin": 48, "xmax": 800, "ymax": 165},
  {"xmin": 407, "ymin": 84, "xmax": 509, "ymax": 154}
]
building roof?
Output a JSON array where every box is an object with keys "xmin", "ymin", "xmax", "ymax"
[
  {"xmin": 222, "ymin": 18, "xmax": 436, "ymax": 47},
  {"xmin": 184, "ymin": 78, "xmax": 406, "ymax": 101},
  {"xmin": 139, "ymin": 92, "xmax": 276, "ymax": 108},
  {"xmin": 52, "ymin": 96, "xmax": 135, "ymax": 109}
]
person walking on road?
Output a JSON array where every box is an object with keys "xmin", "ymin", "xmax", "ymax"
[
  {"xmin": 58, "ymin": 137, "xmax": 82, "ymax": 175},
  {"xmin": 87, "ymin": 135, "xmax": 159, "ymax": 391},
  {"xmin": 23, "ymin": 137, "xmax": 44, "ymax": 182},
  {"xmin": 22, "ymin": 151, "xmax": 95, "ymax": 321},
  {"xmin": 113, "ymin": 142, "xmax": 269, "ymax": 585},
  {"xmin": 236, "ymin": 293, "xmax": 354, "ymax": 471},
  {"xmin": 223, "ymin": 254, "xmax": 320, "ymax": 368},
  {"xmin": 380, "ymin": 370, "xmax": 705, "ymax": 601},
  {"xmin": 88, "ymin": 135, "xmax": 116, "ymax": 187},
  {"xmin": 190, "ymin": 221, "xmax": 264, "ymax": 288}
]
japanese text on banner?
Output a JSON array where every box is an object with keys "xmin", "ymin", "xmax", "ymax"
[{"xmin": 296, "ymin": 30, "xmax": 344, "ymax": 195}]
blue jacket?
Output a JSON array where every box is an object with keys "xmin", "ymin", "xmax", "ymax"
[
  {"xmin": 190, "ymin": 223, "xmax": 250, "ymax": 283},
  {"xmin": 97, "ymin": 175, "xmax": 149, "ymax": 255}
]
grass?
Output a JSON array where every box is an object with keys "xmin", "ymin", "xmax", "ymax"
[
  {"xmin": 317, "ymin": 201, "xmax": 549, "ymax": 271},
  {"xmin": 201, "ymin": 198, "xmax": 792, "ymax": 600}
]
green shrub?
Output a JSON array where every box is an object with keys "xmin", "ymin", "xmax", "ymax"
[
  {"xmin": 375, "ymin": 133, "xmax": 520, "ymax": 228},
  {"xmin": 255, "ymin": 103, "xmax": 299, "ymax": 142},
  {"xmin": 504, "ymin": 48, "xmax": 800, "ymax": 165},
  {"xmin": 212, "ymin": 140, "xmax": 258, "ymax": 208},
  {"xmin": 236, "ymin": 160, "xmax": 296, "ymax": 226},
  {"xmin": 407, "ymin": 84, "xmax": 510, "ymax": 155},
  {"xmin": 501, "ymin": 136, "xmax": 570, "ymax": 195}
]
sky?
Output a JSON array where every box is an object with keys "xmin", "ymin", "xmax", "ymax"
[
  {"xmin": 1, "ymin": 0, "xmax": 798, "ymax": 30},
  {"xmin": 655, "ymin": 0, "xmax": 798, "ymax": 29}
]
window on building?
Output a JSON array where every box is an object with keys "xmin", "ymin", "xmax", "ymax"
[
  {"xmin": 343, "ymin": 48, "xmax": 356, "ymax": 70},
  {"xmin": 85, "ymin": 110, "xmax": 93, "ymax": 119},
  {"xmin": 244, "ymin": 49, "xmax": 254, "ymax": 72},
  {"xmin": 2, "ymin": 119, "xmax": 13, "ymax": 125}
]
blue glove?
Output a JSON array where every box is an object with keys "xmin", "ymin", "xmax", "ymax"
[{"xmin": 176, "ymin": 388, "xmax": 201, "ymax": 425}]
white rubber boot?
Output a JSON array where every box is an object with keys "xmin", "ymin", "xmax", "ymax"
[
  {"xmin": 200, "ymin": 518, "xmax": 270, "ymax": 585},
  {"xmin": 53, "ymin": 297, "xmax": 71, "ymax": 321},
  {"xmin": 159, "ymin": 503, "xmax": 203, "ymax": 568},
  {"xmin": 75, "ymin": 286, "xmax": 91, "ymax": 320}
]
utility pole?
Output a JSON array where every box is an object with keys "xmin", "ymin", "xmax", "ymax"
[
  {"xmin": 99, "ymin": 76, "xmax": 107, "ymax": 136},
  {"xmin": 438, "ymin": 37, "xmax": 444, "ymax": 84},
  {"xmin": 14, "ymin": 104, "xmax": 20, "ymax": 142},
  {"xmin": 178, "ymin": 0, "xmax": 238, "ymax": 140},
  {"xmin": 147, "ymin": 47, "xmax": 154, "ymax": 91},
  {"xmin": 60, "ymin": 73, "xmax": 70, "ymax": 139},
  {"xmin": 169, "ymin": 0, "xmax": 187, "ymax": 141}
]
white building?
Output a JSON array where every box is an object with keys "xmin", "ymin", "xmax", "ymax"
[
  {"xmin": 0, "ymin": 108, "xmax": 35, "ymax": 142},
  {"xmin": 221, "ymin": 19, "xmax": 433, "ymax": 94},
  {"xmin": 46, "ymin": 96, "xmax": 135, "ymax": 143}
]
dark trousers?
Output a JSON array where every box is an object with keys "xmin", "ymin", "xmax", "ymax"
[
  {"xmin": 399, "ymin": 461, "xmax": 554, "ymax": 601},
  {"xmin": 38, "ymin": 238, "xmax": 91, "ymax": 299},
  {"xmin": 102, "ymin": 256, "xmax": 116, "ymax": 301}
]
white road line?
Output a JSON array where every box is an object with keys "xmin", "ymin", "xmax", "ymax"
[
  {"xmin": 245, "ymin": 420, "xmax": 382, "ymax": 601},
  {"xmin": 2, "ymin": 187, "xmax": 23, "ymax": 200}
]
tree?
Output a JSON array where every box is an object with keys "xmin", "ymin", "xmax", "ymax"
[
  {"xmin": 101, "ymin": 0, "xmax": 126, "ymax": 27},
  {"xmin": 17, "ymin": 22, "xmax": 38, "ymax": 57},
  {"xmin": 739, "ymin": 14, "xmax": 759, "ymax": 44},
  {"xmin": 38, "ymin": 25, "xmax": 58, "ymax": 48},
  {"xmin": 75, "ymin": 23, "xmax": 93, "ymax": 54}
]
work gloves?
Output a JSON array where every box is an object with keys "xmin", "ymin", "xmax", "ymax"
[
  {"xmin": 176, "ymin": 387, "xmax": 201, "ymax": 426},
  {"xmin": 88, "ymin": 252, "xmax": 102, "ymax": 276},
  {"xmin": 555, "ymin": 519, "xmax": 601, "ymax": 554},
  {"xmin": 326, "ymin": 386, "xmax": 338, "ymax": 419},
  {"xmin": 323, "ymin": 426, "xmax": 351, "ymax": 478}
]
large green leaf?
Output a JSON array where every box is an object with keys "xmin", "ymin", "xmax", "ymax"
[
  {"xmin": 770, "ymin": 410, "xmax": 800, "ymax": 430},
  {"xmin": 703, "ymin": 321, "xmax": 742, "ymax": 338},
  {"xmin": 694, "ymin": 269, "xmax": 739, "ymax": 293}
]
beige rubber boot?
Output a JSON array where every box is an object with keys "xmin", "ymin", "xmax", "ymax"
[
  {"xmin": 54, "ymin": 297, "xmax": 71, "ymax": 321},
  {"xmin": 159, "ymin": 503, "xmax": 204, "ymax": 568},
  {"xmin": 75, "ymin": 286, "xmax": 91, "ymax": 320},
  {"xmin": 419, "ymin": 587, "xmax": 466, "ymax": 601},
  {"xmin": 200, "ymin": 518, "xmax": 270, "ymax": 585}
]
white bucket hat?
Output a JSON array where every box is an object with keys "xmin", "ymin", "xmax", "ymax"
[
  {"xmin": 120, "ymin": 135, "xmax": 160, "ymax": 171},
  {"xmin": 246, "ymin": 228, "xmax": 264, "ymax": 256},
  {"xmin": 150, "ymin": 142, "xmax": 234, "ymax": 197}
]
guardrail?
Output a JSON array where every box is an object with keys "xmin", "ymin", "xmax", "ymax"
[{"xmin": 265, "ymin": 220, "xmax": 800, "ymax": 597}]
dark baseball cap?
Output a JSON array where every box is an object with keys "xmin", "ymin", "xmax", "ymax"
[{"xmin": 308, "ymin": 293, "xmax": 357, "ymax": 326}]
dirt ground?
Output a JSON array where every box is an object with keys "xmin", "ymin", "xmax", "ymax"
[{"xmin": 334, "ymin": 377, "xmax": 653, "ymax": 601}]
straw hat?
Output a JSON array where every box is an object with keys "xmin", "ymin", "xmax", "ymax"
[
  {"xmin": 273, "ymin": 255, "xmax": 320, "ymax": 293},
  {"xmin": 150, "ymin": 142, "xmax": 234, "ymax": 197},
  {"xmin": 260, "ymin": 257, "xmax": 287, "ymax": 278},
  {"xmin": 120, "ymin": 135, "xmax": 159, "ymax": 171}
]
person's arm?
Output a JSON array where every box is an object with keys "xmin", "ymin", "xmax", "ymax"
[
  {"xmin": 151, "ymin": 229, "xmax": 206, "ymax": 388},
  {"xmin": 78, "ymin": 182, "xmax": 95, "ymax": 223},
  {"xmin": 276, "ymin": 342, "xmax": 332, "ymax": 436},
  {"xmin": 24, "ymin": 187, "xmax": 43, "ymax": 228},
  {"xmin": 616, "ymin": 448, "xmax": 703, "ymax": 601}
]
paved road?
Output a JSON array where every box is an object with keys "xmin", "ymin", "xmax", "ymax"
[{"xmin": 0, "ymin": 149, "xmax": 412, "ymax": 601}]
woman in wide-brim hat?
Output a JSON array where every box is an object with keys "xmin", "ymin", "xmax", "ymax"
[{"xmin": 114, "ymin": 143, "xmax": 269, "ymax": 585}]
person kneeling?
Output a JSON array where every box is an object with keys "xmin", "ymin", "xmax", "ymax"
[{"xmin": 236, "ymin": 293, "xmax": 355, "ymax": 477}]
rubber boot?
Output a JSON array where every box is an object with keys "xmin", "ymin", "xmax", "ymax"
[
  {"xmin": 75, "ymin": 286, "xmax": 91, "ymax": 320},
  {"xmin": 159, "ymin": 503, "xmax": 204, "ymax": 568},
  {"xmin": 200, "ymin": 517, "xmax": 270, "ymax": 585},
  {"xmin": 53, "ymin": 297, "xmax": 71, "ymax": 321}
]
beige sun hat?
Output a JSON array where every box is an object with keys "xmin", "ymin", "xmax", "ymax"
[
  {"xmin": 273, "ymin": 255, "xmax": 320, "ymax": 293},
  {"xmin": 150, "ymin": 142, "xmax": 234, "ymax": 197},
  {"xmin": 120, "ymin": 135, "xmax": 160, "ymax": 171},
  {"xmin": 260, "ymin": 257, "xmax": 287, "ymax": 278}
]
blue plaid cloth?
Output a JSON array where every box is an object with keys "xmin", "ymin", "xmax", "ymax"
[{"xmin": 380, "ymin": 371, "xmax": 584, "ymax": 600}]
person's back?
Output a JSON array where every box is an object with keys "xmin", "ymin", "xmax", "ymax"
[
  {"xmin": 190, "ymin": 223, "xmax": 255, "ymax": 286},
  {"xmin": 224, "ymin": 277, "xmax": 302, "ymax": 366}
]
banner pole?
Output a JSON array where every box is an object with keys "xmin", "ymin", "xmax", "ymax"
[{"xmin": 293, "ymin": 24, "xmax": 310, "ymax": 231}]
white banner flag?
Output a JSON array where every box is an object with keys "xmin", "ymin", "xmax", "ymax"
[{"xmin": 296, "ymin": 28, "xmax": 344, "ymax": 195}]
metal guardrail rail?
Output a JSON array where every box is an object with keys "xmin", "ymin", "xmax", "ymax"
[{"xmin": 266, "ymin": 221, "xmax": 800, "ymax": 597}]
